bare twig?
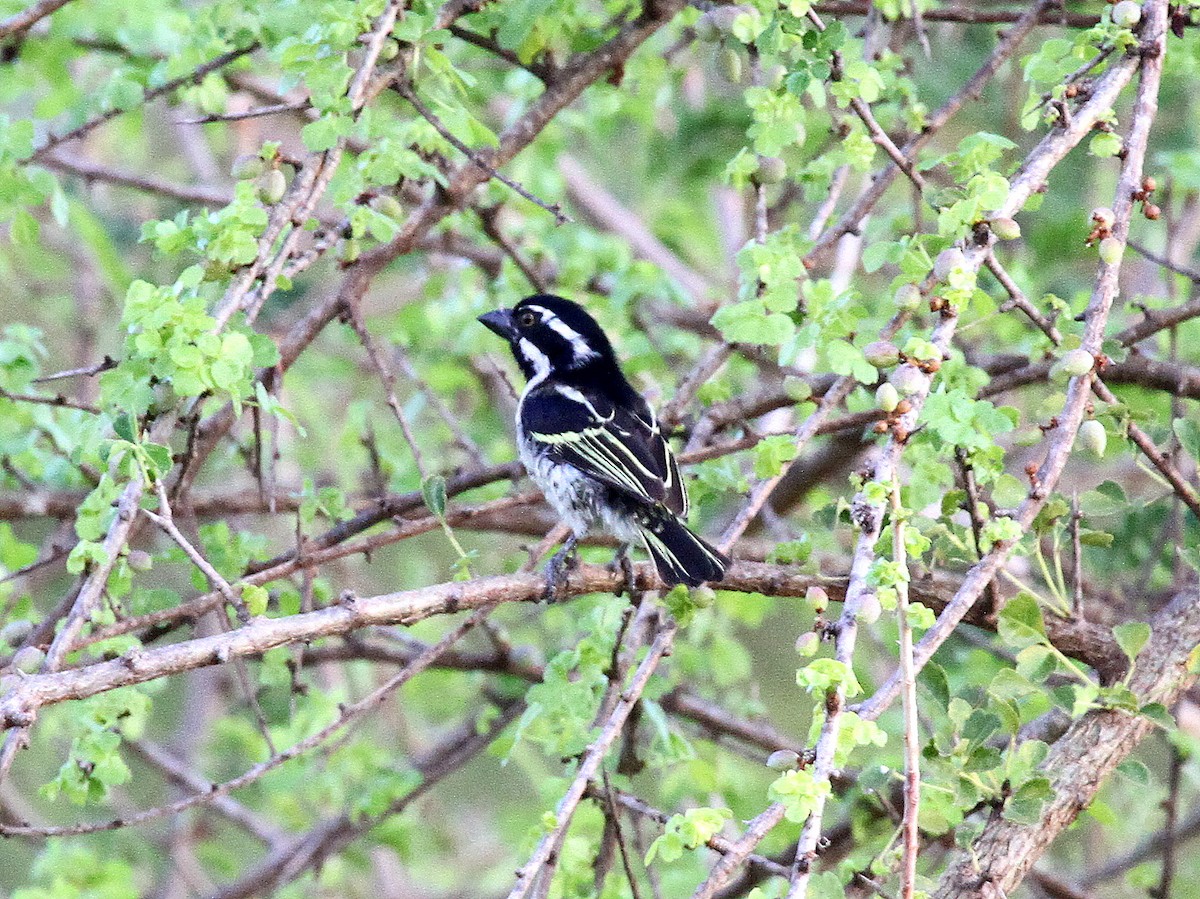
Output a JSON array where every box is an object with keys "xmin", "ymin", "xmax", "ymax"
[
  {"xmin": 505, "ymin": 621, "xmax": 677, "ymax": 899},
  {"xmin": 394, "ymin": 80, "xmax": 571, "ymax": 225}
]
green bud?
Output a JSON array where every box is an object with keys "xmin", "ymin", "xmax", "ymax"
[
  {"xmin": 755, "ymin": 156, "xmax": 786, "ymax": 185},
  {"xmin": 1052, "ymin": 348, "xmax": 1094, "ymax": 380},
  {"xmin": 794, "ymin": 632, "xmax": 820, "ymax": 657},
  {"xmin": 875, "ymin": 382, "xmax": 900, "ymax": 413},
  {"xmin": 379, "ymin": 39, "xmax": 400, "ymax": 61},
  {"xmin": 805, "ymin": 585, "xmax": 829, "ymax": 613},
  {"xmin": 126, "ymin": 549, "xmax": 153, "ymax": 572},
  {"xmin": 766, "ymin": 749, "xmax": 801, "ymax": 770},
  {"xmin": 0, "ymin": 619, "xmax": 33, "ymax": 648},
  {"xmin": 691, "ymin": 585, "xmax": 716, "ymax": 608},
  {"xmin": 255, "ymin": 169, "xmax": 287, "ymax": 205},
  {"xmin": 891, "ymin": 366, "xmax": 924, "ymax": 397},
  {"xmin": 763, "ymin": 64, "xmax": 787, "ymax": 91},
  {"xmin": 1112, "ymin": 1, "xmax": 1141, "ymax": 27},
  {"xmin": 13, "ymin": 646, "xmax": 44, "ymax": 673},
  {"xmin": 1077, "ymin": 419, "xmax": 1107, "ymax": 458},
  {"xmin": 784, "ymin": 376, "xmax": 812, "ymax": 402},
  {"xmin": 894, "ymin": 283, "xmax": 922, "ymax": 311},
  {"xmin": 863, "ymin": 341, "xmax": 900, "ymax": 368},
  {"xmin": 856, "ymin": 593, "xmax": 882, "ymax": 625},
  {"xmin": 934, "ymin": 247, "xmax": 967, "ymax": 281},
  {"xmin": 371, "ymin": 194, "xmax": 404, "ymax": 220},
  {"xmin": 991, "ymin": 217, "xmax": 1021, "ymax": 241}
]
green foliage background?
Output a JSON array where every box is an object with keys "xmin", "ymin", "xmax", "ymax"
[{"xmin": 0, "ymin": 0, "xmax": 1199, "ymax": 897}]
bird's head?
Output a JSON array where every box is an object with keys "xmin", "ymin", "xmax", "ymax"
[{"xmin": 478, "ymin": 294, "xmax": 617, "ymax": 382}]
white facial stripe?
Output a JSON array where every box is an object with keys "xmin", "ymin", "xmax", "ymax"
[
  {"xmin": 518, "ymin": 338, "xmax": 551, "ymax": 387},
  {"xmin": 525, "ymin": 304, "xmax": 598, "ymax": 363}
]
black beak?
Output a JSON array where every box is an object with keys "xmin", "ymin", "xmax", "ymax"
[{"xmin": 478, "ymin": 308, "xmax": 517, "ymax": 341}]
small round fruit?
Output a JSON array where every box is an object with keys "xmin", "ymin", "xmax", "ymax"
[
  {"xmin": 255, "ymin": 169, "xmax": 287, "ymax": 204},
  {"xmin": 379, "ymin": 39, "xmax": 400, "ymax": 61},
  {"xmin": 0, "ymin": 619, "xmax": 33, "ymax": 648},
  {"xmin": 1091, "ymin": 206, "xmax": 1116, "ymax": 229},
  {"xmin": 340, "ymin": 238, "xmax": 361, "ymax": 263},
  {"xmin": 1099, "ymin": 236, "xmax": 1123, "ymax": 265},
  {"xmin": 756, "ymin": 156, "xmax": 787, "ymax": 185},
  {"xmin": 991, "ymin": 217, "xmax": 1021, "ymax": 241},
  {"xmin": 126, "ymin": 550, "xmax": 153, "ymax": 572},
  {"xmin": 804, "ymin": 585, "xmax": 829, "ymax": 614},
  {"xmin": 766, "ymin": 749, "xmax": 801, "ymax": 770},
  {"xmin": 1143, "ymin": 202, "xmax": 1161, "ymax": 221},
  {"xmin": 876, "ymin": 382, "xmax": 900, "ymax": 413},
  {"xmin": 891, "ymin": 366, "xmax": 925, "ymax": 397},
  {"xmin": 863, "ymin": 341, "xmax": 901, "ymax": 368},
  {"xmin": 934, "ymin": 247, "xmax": 967, "ymax": 280},
  {"xmin": 1142, "ymin": 175, "xmax": 1157, "ymax": 193},
  {"xmin": 370, "ymin": 195, "xmax": 404, "ymax": 219},
  {"xmin": 1053, "ymin": 348, "xmax": 1095, "ymax": 380},
  {"xmin": 13, "ymin": 646, "xmax": 44, "ymax": 674},
  {"xmin": 894, "ymin": 283, "xmax": 922, "ymax": 311},
  {"xmin": 1077, "ymin": 419, "xmax": 1107, "ymax": 458},
  {"xmin": 230, "ymin": 153, "xmax": 266, "ymax": 180},
  {"xmin": 856, "ymin": 593, "xmax": 882, "ymax": 625},
  {"xmin": 795, "ymin": 632, "xmax": 820, "ymax": 657},
  {"xmin": 1112, "ymin": 1, "xmax": 1142, "ymax": 28}
]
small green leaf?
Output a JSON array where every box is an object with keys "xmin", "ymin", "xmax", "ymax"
[
  {"xmin": 422, "ymin": 475, "xmax": 447, "ymax": 519},
  {"xmin": 1112, "ymin": 621, "xmax": 1150, "ymax": 665},
  {"xmin": 242, "ymin": 584, "xmax": 269, "ymax": 617},
  {"xmin": 1173, "ymin": 418, "xmax": 1200, "ymax": 461}
]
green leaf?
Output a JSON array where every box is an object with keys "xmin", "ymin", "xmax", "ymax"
[
  {"xmin": 422, "ymin": 475, "xmax": 447, "ymax": 519},
  {"xmin": 242, "ymin": 584, "xmax": 269, "ymax": 617},
  {"xmin": 1174, "ymin": 418, "xmax": 1200, "ymax": 461},
  {"xmin": 997, "ymin": 593, "xmax": 1046, "ymax": 648},
  {"xmin": 1112, "ymin": 621, "xmax": 1150, "ymax": 665}
]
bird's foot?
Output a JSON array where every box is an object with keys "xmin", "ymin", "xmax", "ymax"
[
  {"xmin": 542, "ymin": 535, "xmax": 579, "ymax": 603},
  {"xmin": 609, "ymin": 545, "xmax": 638, "ymax": 600}
]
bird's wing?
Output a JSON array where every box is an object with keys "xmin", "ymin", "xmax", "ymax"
[{"xmin": 521, "ymin": 385, "xmax": 684, "ymax": 513}]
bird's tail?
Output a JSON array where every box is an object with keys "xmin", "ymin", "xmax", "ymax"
[{"xmin": 638, "ymin": 510, "xmax": 729, "ymax": 587}]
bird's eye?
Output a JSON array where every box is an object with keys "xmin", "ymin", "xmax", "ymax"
[{"xmin": 517, "ymin": 310, "xmax": 538, "ymax": 328}]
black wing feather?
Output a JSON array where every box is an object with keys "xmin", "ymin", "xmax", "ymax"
[{"xmin": 522, "ymin": 385, "xmax": 684, "ymax": 512}]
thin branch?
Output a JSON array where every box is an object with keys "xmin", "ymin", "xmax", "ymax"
[
  {"xmin": 177, "ymin": 100, "xmax": 307, "ymax": 124},
  {"xmin": 985, "ymin": 252, "xmax": 1063, "ymax": 345},
  {"xmin": 394, "ymin": 80, "xmax": 571, "ymax": 225},
  {"xmin": 1091, "ymin": 377, "xmax": 1200, "ymax": 520},
  {"xmin": 892, "ymin": 474, "xmax": 919, "ymax": 899},
  {"xmin": 0, "ymin": 0, "xmax": 75, "ymax": 41},
  {"xmin": 0, "ymin": 604, "xmax": 496, "ymax": 837},
  {"xmin": 28, "ymin": 44, "xmax": 259, "ymax": 162},
  {"xmin": 505, "ymin": 620, "xmax": 677, "ymax": 899}
]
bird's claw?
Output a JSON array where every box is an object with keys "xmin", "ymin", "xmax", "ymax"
[
  {"xmin": 542, "ymin": 536, "xmax": 579, "ymax": 603},
  {"xmin": 608, "ymin": 545, "xmax": 638, "ymax": 600}
]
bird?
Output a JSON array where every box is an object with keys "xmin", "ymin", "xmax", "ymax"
[{"xmin": 478, "ymin": 294, "xmax": 728, "ymax": 595}]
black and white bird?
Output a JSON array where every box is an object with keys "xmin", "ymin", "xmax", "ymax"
[{"xmin": 479, "ymin": 294, "xmax": 728, "ymax": 591}]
